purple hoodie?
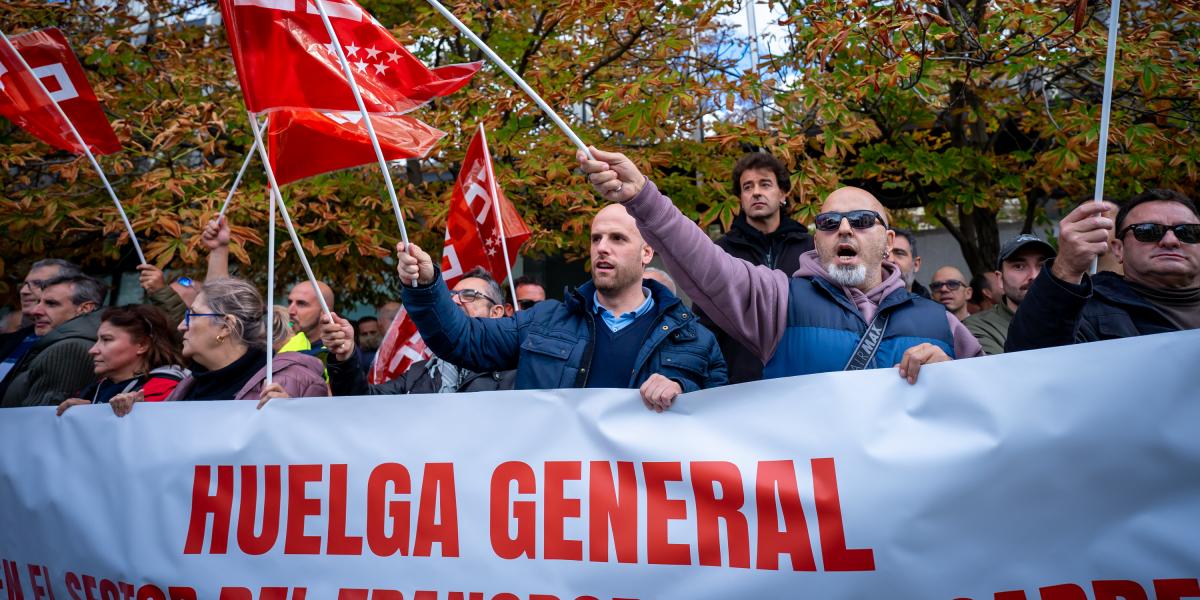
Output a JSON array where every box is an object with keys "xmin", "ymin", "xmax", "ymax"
[{"xmin": 623, "ymin": 181, "xmax": 982, "ymax": 365}]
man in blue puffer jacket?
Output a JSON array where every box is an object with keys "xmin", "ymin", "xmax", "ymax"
[{"xmin": 392, "ymin": 204, "xmax": 727, "ymax": 412}]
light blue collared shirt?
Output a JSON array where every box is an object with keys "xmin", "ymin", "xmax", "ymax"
[{"xmin": 593, "ymin": 288, "xmax": 655, "ymax": 333}]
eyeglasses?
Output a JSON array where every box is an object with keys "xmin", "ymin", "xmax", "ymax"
[
  {"xmin": 814, "ymin": 210, "xmax": 887, "ymax": 232},
  {"xmin": 1118, "ymin": 223, "xmax": 1200, "ymax": 244},
  {"xmin": 517, "ymin": 299, "xmax": 538, "ymax": 310},
  {"xmin": 450, "ymin": 289, "xmax": 498, "ymax": 306},
  {"xmin": 930, "ymin": 280, "xmax": 966, "ymax": 292},
  {"xmin": 183, "ymin": 309, "xmax": 226, "ymax": 328},
  {"xmin": 20, "ymin": 279, "xmax": 47, "ymax": 292}
]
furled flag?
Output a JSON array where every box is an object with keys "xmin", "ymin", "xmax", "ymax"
[
  {"xmin": 439, "ymin": 126, "xmax": 531, "ymax": 288},
  {"xmin": 0, "ymin": 28, "xmax": 120, "ymax": 155},
  {"xmin": 218, "ymin": 0, "xmax": 481, "ymax": 114},
  {"xmin": 266, "ymin": 109, "xmax": 444, "ymax": 185},
  {"xmin": 368, "ymin": 307, "xmax": 431, "ymax": 385}
]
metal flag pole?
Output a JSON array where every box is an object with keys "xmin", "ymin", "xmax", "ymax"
[
  {"xmin": 245, "ymin": 109, "xmax": 333, "ymax": 319},
  {"xmin": 422, "ymin": 0, "xmax": 593, "ymax": 159},
  {"xmin": 1090, "ymin": 0, "xmax": 1121, "ymax": 275},
  {"xmin": 1, "ymin": 30, "xmax": 145, "ymax": 264},
  {"xmin": 477, "ymin": 124, "xmax": 520, "ymax": 310},
  {"xmin": 218, "ymin": 118, "xmax": 270, "ymax": 218}
]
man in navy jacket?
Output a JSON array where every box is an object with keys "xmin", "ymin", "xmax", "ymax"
[{"xmin": 392, "ymin": 204, "xmax": 727, "ymax": 412}]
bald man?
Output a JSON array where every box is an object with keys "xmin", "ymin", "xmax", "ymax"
[
  {"xmin": 930, "ymin": 266, "xmax": 971, "ymax": 321},
  {"xmin": 578, "ymin": 148, "xmax": 982, "ymax": 383},
  {"xmin": 391, "ymin": 203, "xmax": 726, "ymax": 412},
  {"xmin": 288, "ymin": 280, "xmax": 335, "ymax": 346}
]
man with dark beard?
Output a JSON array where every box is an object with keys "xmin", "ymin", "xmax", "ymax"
[
  {"xmin": 578, "ymin": 148, "xmax": 982, "ymax": 383},
  {"xmin": 392, "ymin": 204, "xmax": 726, "ymax": 412}
]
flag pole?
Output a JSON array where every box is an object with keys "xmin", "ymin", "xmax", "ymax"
[
  {"xmin": 245, "ymin": 109, "xmax": 333, "ymax": 319},
  {"xmin": 218, "ymin": 118, "xmax": 270, "ymax": 218},
  {"xmin": 265, "ymin": 183, "xmax": 276, "ymax": 388},
  {"xmin": 310, "ymin": 2, "xmax": 412, "ymax": 248},
  {"xmin": 478, "ymin": 124, "xmax": 520, "ymax": 310},
  {"xmin": 422, "ymin": 0, "xmax": 593, "ymax": 159},
  {"xmin": 1090, "ymin": 0, "xmax": 1121, "ymax": 275},
  {"xmin": 0, "ymin": 30, "xmax": 146, "ymax": 264}
]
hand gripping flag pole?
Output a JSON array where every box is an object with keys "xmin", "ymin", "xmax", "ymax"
[
  {"xmin": 422, "ymin": 0, "xmax": 593, "ymax": 159},
  {"xmin": 218, "ymin": 118, "xmax": 270, "ymax": 218},
  {"xmin": 0, "ymin": 30, "xmax": 146, "ymax": 264},
  {"xmin": 1090, "ymin": 0, "xmax": 1121, "ymax": 275},
  {"xmin": 478, "ymin": 124, "xmax": 521, "ymax": 310},
  {"xmin": 246, "ymin": 109, "xmax": 334, "ymax": 321}
]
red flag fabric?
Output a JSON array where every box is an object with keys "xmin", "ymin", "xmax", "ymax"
[
  {"xmin": 266, "ymin": 109, "xmax": 444, "ymax": 185},
  {"xmin": 439, "ymin": 127, "xmax": 531, "ymax": 288},
  {"xmin": 218, "ymin": 0, "xmax": 480, "ymax": 114},
  {"xmin": 0, "ymin": 28, "xmax": 120, "ymax": 155},
  {"xmin": 367, "ymin": 306, "xmax": 431, "ymax": 385}
]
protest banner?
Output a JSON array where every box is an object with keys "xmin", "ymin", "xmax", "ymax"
[{"xmin": 1, "ymin": 330, "xmax": 1197, "ymax": 599}]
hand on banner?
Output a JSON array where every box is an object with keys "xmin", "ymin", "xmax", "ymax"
[
  {"xmin": 640, "ymin": 373, "xmax": 682, "ymax": 413},
  {"xmin": 320, "ymin": 312, "xmax": 356, "ymax": 362},
  {"xmin": 202, "ymin": 215, "xmax": 231, "ymax": 250},
  {"xmin": 396, "ymin": 242, "xmax": 437, "ymax": 286},
  {"xmin": 577, "ymin": 147, "xmax": 647, "ymax": 203},
  {"xmin": 257, "ymin": 383, "xmax": 291, "ymax": 409},
  {"xmin": 109, "ymin": 390, "xmax": 143, "ymax": 417},
  {"xmin": 136, "ymin": 264, "xmax": 167, "ymax": 294},
  {"xmin": 1052, "ymin": 201, "xmax": 1118, "ymax": 284},
  {"xmin": 55, "ymin": 398, "xmax": 89, "ymax": 416},
  {"xmin": 895, "ymin": 343, "xmax": 950, "ymax": 385}
]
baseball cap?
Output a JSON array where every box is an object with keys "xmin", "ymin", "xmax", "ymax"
[{"xmin": 997, "ymin": 234, "xmax": 1056, "ymax": 269}]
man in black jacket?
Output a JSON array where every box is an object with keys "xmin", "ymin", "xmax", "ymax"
[
  {"xmin": 321, "ymin": 267, "xmax": 516, "ymax": 395},
  {"xmin": 695, "ymin": 152, "xmax": 813, "ymax": 384},
  {"xmin": 1006, "ymin": 189, "xmax": 1200, "ymax": 351}
]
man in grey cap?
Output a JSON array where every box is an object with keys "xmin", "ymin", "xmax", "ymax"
[{"xmin": 964, "ymin": 234, "xmax": 1056, "ymax": 354}]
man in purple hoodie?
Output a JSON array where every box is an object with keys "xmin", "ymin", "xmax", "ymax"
[{"xmin": 578, "ymin": 148, "xmax": 982, "ymax": 383}]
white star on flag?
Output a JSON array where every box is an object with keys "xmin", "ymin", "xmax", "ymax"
[
  {"xmin": 364, "ymin": 46, "xmax": 381, "ymax": 60},
  {"xmin": 485, "ymin": 245, "xmax": 497, "ymax": 257},
  {"xmin": 372, "ymin": 63, "xmax": 388, "ymax": 75},
  {"xmin": 353, "ymin": 61, "xmax": 368, "ymax": 73},
  {"xmin": 386, "ymin": 50, "xmax": 401, "ymax": 64},
  {"xmin": 344, "ymin": 43, "xmax": 360, "ymax": 58}
]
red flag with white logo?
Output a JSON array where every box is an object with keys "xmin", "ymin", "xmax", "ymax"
[
  {"xmin": 266, "ymin": 109, "xmax": 444, "ymax": 185},
  {"xmin": 218, "ymin": 0, "xmax": 480, "ymax": 114},
  {"xmin": 439, "ymin": 127, "xmax": 531, "ymax": 288},
  {"xmin": 0, "ymin": 28, "xmax": 120, "ymax": 155},
  {"xmin": 368, "ymin": 306, "xmax": 431, "ymax": 385}
]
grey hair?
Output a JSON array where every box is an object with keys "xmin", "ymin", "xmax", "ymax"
[
  {"xmin": 41, "ymin": 274, "xmax": 107, "ymax": 308},
  {"xmin": 31, "ymin": 258, "xmax": 83, "ymax": 277},
  {"xmin": 199, "ymin": 278, "xmax": 267, "ymax": 349},
  {"xmin": 461, "ymin": 267, "xmax": 504, "ymax": 306}
]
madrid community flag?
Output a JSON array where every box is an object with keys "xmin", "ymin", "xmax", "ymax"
[
  {"xmin": 368, "ymin": 306, "xmax": 431, "ymax": 385},
  {"xmin": 0, "ymin": 28, "xmax": 120, "ymax": 155},
  {"xmin": 219, "ymin": 0, "xmax": 480, "ymax": 114},
  {"xmin": 439, "ymin": 126, "xmax": 531, "ymax": 288},
  {"xmin": 266, "ymin": 109, "xmax": 444, "ymax": 185}
]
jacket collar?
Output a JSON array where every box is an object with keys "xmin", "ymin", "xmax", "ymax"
[
  {"xmin": 725, "ymin": 212, "xmax": 811, "ymax": 248},
  {"xmin": 565, "ymin": 278, "xmax": 685, "ymax": 321},
  {"xmin": 32, "ymin": 309, "xmax": 101, "ymax": 351},
  {"xmin": 1092, "ymin": 271, "xmax": 1168, "ymax": 312}
]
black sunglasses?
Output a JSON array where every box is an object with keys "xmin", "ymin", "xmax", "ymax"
[
  {"xmin": 930, "ymin": 280, "xmax": 966, "ymax": 292},
  {"xmin": 814, "ymin": 210, "xmax": 887, "ymax": 232},
  {"xmin": 1118, "ymin": 223, "xmax": 1200, "ymax": 244},
  {"xmin": 516, "ymin": 299, "xmax": 538, "ymax": 310}
]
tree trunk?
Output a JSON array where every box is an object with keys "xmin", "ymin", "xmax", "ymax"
[{"xmin": 957, "ymin": 207, "xmax": 1000, "ymax": 276}]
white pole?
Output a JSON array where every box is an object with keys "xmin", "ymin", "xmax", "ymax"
[
  {"xmin": 310, "ymin": 0, "xmax": 411, "ymax": 247},
  {"xmin": 1090, "ymin": 0, "xmax": 1121, "ymax": 275},
  {"xmin": 218, "ymin": 118, "xmax": 270, "ymax": 218},
  {"xmin": 245, "ymin": 109, "xmax": 333, "ymax": 319},
  {"xmin": 1, "ymin": 31, "xmax": 146, "ymax": 264},
  {"xmin": 265, "ymin": 182, "xmax": 276, "ymax": 387},
  {"xmin": 422, "ymin": 0, "xmax": 593, "ymax": 158},
  {"xmin": 744, "ymin": 0, "xmax": 766, "ymax": 127},
  {"xmin": 478, "ymin": 124, "xmax": 520, "ymax": 310}
]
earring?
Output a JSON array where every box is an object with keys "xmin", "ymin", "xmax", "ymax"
[{"xmin": 216, "ymin": 334, "xmax": 225, "ymax": 343}]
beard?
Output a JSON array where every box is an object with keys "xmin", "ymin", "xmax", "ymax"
[
  {"xmin": 900, "ymin": 269, "xmax": 915, "ymax": 289},
  {"xmin": 593, "ymin": 265, "xmax": 643, "ymax": 295},
  {"xmin": 825, "ymin": 263, "xmax": 868, "ymax": 288}
]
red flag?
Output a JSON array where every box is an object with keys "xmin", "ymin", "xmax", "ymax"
[
  {"xmin": 0, "ymin": 28, "xmax": 120, "ymax": 155},
  {"xmin": 439, "ymin": 127, "xmax": 531, "ymax": 288},
  {"xmin": 218, "ymin": 0, "xmax": 480, "ymax": 114},
  {"xmin": 266, "ymin": 109, "xmax": 444, "ymax": 185},
  {"xmin": 368, "ymin": 306, "xmax": 431, "ymax": 385}
]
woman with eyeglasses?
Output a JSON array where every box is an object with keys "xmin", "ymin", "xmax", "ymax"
[
  {"xmin": 55, "ymin": 305, "xmax": 188, "ymax": 417},
  {"xmin": 159, "ymin": 278, "xmax": 327, "ymax": 405}
]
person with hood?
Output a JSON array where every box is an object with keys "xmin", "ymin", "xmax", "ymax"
[
  {"xmin": 1, "ymin": 274, "xmax": 106, "ymax": 407},
  {"xmin": 577, "ymin": 147, "xmax": 982, "ymax": 383},
  {"xmin": 694, "ymin": 152, "xmax": 814, "ymax": 384},
  {"xmin": 55, "ymin": 305, "xmax": 188, "ymax": 416}
]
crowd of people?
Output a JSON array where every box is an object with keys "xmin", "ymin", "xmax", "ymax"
[{"xmin": 2, "ymin": 148, "xmax": 1197, "ymax": 415}]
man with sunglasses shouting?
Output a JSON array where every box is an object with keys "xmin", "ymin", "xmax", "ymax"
[
  {"xmin": 577, "ymin": 148, "xmax": 982, "ymax": 385},
  {"xmin": 1007, "ymin": 189, "xmax": 1200, "ymax": 351}
]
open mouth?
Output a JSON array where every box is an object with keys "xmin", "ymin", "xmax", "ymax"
[
  {"xmin": 835, "ymin": 244, "xmax": 859, "ymax": 262},
  {"xmin": 594, "ymin": 260, "xmax": 614, "ymax": 272}
]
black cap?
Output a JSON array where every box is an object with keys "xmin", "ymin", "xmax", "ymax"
[{"xmin": 997, "ymin": 234, "xmax": 1056, "ymax": 270}]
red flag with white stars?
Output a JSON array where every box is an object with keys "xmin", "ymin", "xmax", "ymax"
[
  {"xmin": 0, "ymin": 28, "xmax": 120, "ymax": 155},
  {"xmin": 266, "ymin": 109, "xmax": 444, "ymax": 185},
  {"xmin": 218, "ymin": 0, "xmax": 480, "ymax": 114}
]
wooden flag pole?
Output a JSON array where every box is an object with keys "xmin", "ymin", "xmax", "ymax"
[
  {"xmin": 218, "ymin": 118, "xmax": 270, "ymax": 218},
  {"xmin": 422, "ymin": 0, "xmax": 593, "ymax": 159},
  {"xmin": 1, "ymin": 30, "xmax": 145, "ymax": 264},
  {"xmin": 477, "ymin": 124, "xmax": 520, "ymax": 310},
  {"xmin": 1090, "ymin": 0, "xmax": 1121, "ymax": 275}
]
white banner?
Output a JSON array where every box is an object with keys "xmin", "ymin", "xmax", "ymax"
[{"xmin": 1, "ymin": 331, "xmax": 1198, "ymax": 600}]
